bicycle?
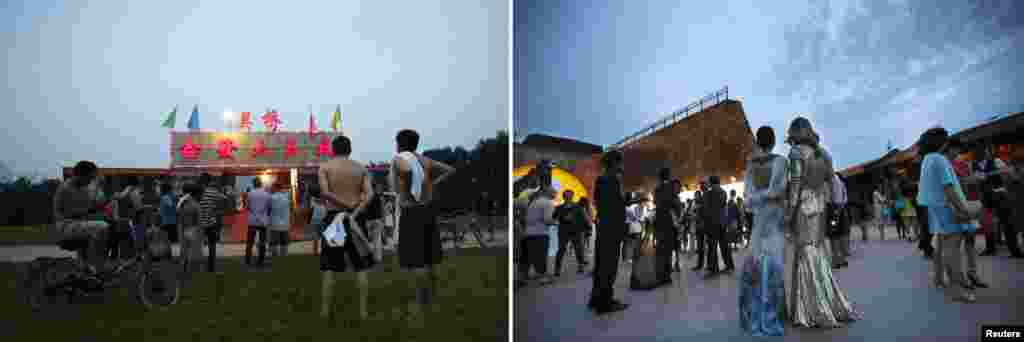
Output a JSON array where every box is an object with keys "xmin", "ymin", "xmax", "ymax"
[{"xmin": 19, "ymin": 206, "xmax": 180, "ymax": 311}]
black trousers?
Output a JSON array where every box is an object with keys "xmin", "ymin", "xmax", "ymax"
[
  {"xmin": 107, "ymin": 220, "xmax": 132, "ymax": 259},
  {"xmin": 519, "ymin": 235, "xmax": 549, "ymax": 276},
  {"xmin": 916, "ymin": 205, "xmax": 933, "ymax": 255},
  {"xmin": 204, "ymin": 225, "xmax": 221, "ymax": 272},
  {"xmin": 996, "ymin": 208, "xmax": 1021, "ymax": 255},
  {"xmin": 161, "ymin": 224, "xmax": 179, "ymax": 244},
  {"xmin": 655, "ymin": 221, "xmax": 676, "ymax": 282},
  {"xmin": 694, "ymin": 229, "xmax": 709, "ymax": 268},
  {"xmin": 555, "ymin": 229, "xmax": 584, "ymax": 273},
  {"xmin": 245, "ymin": 225, "xmax": 268, "ymax": 265},
  {"xmin": 893, "ymin": 207, "xmax": 907, "ymax": 237},
  {"xmin": 590, "ymin": 231, "xmax": 623, "ymax": 307},
  {"xmin": 707, "ymin": 225, "xmax": 734, "ymax": 271}
]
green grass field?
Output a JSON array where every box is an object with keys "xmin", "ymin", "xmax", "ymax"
[
  {"xmin": 0, "ymin": 225, "xmax": 54, "ymax": 245},
  {"xmin": 0, "ymin": 248, "xmax": 508, "ymax": 341}
]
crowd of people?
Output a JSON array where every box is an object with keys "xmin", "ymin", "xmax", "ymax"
[
  {"xmin": 514, "ymin": 116, "xmax": 1024, "ymax": 336},
  {"xmin": 51, "ymin": 128, "xmax": 457, "ymax": 324},
  {"xmin": 514, "ymin": 118, "xmax": 864, "ymax": 334}
]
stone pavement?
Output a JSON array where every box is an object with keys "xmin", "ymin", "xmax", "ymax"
[
  {"xmin": 514, "ymin": 224, "xmax": 1024, "ymax": 341},
  {"xmin": 0, "ymin": 231, "xmax": 508, "ymax": 263}
]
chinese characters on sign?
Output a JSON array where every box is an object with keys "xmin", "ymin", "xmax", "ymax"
[
  {"xmin": 284, "ymin": 136, "xmax": 298, "ymax": 158},
  {"xmin": 216, "ymin": 137, "xmax": 238, "ymax": 159},
  {"xmin": 261, "ymin": 110, "xmax": 282, "ymax": 132},
  {"xmin": 251, "ymin": 139, "xmax": 268, "ymax": 158},
  {"xmin": 180, "ymin": 138, "xmax": 201, "ymax": 160},
  {"xmin": 170, "ymin": 132, "xmax": 345, "ymax": 168},
  {"xmin": 316, "ymin": 135, "xmax": 334, "ymax": 159}
]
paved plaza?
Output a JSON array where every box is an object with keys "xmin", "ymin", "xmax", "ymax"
[{"xmin": 514, "ymin": 225, "xmax": 1024, "ymax": 341}]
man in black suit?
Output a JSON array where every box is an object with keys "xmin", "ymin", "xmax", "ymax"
[
  {"xmin": 691, "ymin": 188, "xmax": 706, "ymax": 271},
  {"xmin": 654, "ymin": 168, "xmax": 682, "ymax": 286},
  {"xmin": 588, "ymin": 150, "xmax": 629, "ymax": 314},
  {"xmin": 702, "ymin": 176, "xmax": 732, "ymax": 277},
  {"xmin": 553, "ymin": 190, "xmax": 587, "ymax": 276}
]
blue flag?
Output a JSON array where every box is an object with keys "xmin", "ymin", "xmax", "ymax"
[{"xmin": 187, "ymin": 105, "xmax": 200, "ymax": 130}]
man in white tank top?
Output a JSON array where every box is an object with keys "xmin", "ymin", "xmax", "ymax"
[{"xmin": 390, "ymin": 129, "xmax": 455, "ymax": 324}]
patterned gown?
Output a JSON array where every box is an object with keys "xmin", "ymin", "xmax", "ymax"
[
  {"xmin": 784, "ymin": 144, "xmax": 861, "ymax": 328},
  {"xmin": 738, "ymin": 151, "xmax": 787, "ymax": 336}
]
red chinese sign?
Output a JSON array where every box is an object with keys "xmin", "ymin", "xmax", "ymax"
[
  {"xmin": 216, "ymin": 137, "xmax": 239, "ymax": 159},
  {"xmin": 284, "ymin": 136, "xmax": 298, "ymax": 158},
  {"xmin": 315, "ymin": 135, "xmax": 334, "ymax": 158},
  {"xmin": 251, "ymin": 139, "xmax": 268, "ymax": 158},
  {"xmin": 997, "ymin": 144, "xmax": 1010, "ymax": 161},
  {"xmin": 261, "ymin": 110, "xmax": 282, "ymax": 132},
  {"xmin": 180, "ymin": 138, "xmax": 201, "ymax": 160},
  {"xmin": 239, "ymin": 112, "xmax": 252, "ymax": 131},
  {"xmin": 170, "ymin": 132, "xmax": 345, "ymax": 169}
]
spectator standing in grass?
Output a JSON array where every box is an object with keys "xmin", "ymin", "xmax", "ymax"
[
  {"xmin": 390, "ymin": 129, "xmax": 456, "ymax": 323},
  {"xmin": 159, "ymin": 183, "xmax": 178, "ymax": 246},
  {"xmin": 268, "ymin": 181, "xmax": 291, "ymax": 258},
  {"xmin": 245, "ymin": 178, "xmax": 271, "ymax": 267},
  {"xmin": 198, "ymin": 173, "xmax": 231, "ymax": 273},
  {"xmin": 318, "ymin": 135, "xmax": 376, "ymax": 321},
  {"xmin": 177, "ymin": 182, "xmax": 204, "ymax": 274}
]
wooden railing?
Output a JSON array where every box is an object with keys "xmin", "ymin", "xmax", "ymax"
[{"xmin": 610, "ymin": 86, "xmax": 730, "ymax": 150}]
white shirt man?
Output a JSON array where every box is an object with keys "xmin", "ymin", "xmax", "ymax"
[{"xmin": 245, "ymin": 180, "xmax": 272, "ymax": 266}]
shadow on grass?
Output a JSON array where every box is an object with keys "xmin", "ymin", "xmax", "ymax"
[{"xmin": 0, "ymin": 247, "xmax": 508, "ymax": 342}]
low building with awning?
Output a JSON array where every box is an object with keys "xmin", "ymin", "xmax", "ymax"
[{"xmin": 838, "ymin": 111, "xmax": 1024, "ymax": 205}]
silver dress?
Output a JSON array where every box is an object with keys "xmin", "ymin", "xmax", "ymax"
[{"xmin": 784, "ymin": 144, "xmax": 861, "ymax": 328}]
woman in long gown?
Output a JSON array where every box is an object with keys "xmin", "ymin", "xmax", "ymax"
[
  {"xmin": 738, "ymin": 126, "xmax": 787, "ymax": 336},
  {"xmin": 783, "ymin": 117, "xmax": 860, "ymax": 328}
]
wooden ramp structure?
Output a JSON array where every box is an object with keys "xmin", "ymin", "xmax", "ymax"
[{"xmin": 611, "ymin": 87, "xmax": 755, "ymax": 193}]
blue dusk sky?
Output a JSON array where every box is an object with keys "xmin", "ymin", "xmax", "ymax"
[
  {"xmin": 1, "ymin": 0, "xmax": 507, "ymax": 177},
  {"xmin": 514, "ymin": 0, "xmax": 1023, "ymax": 170}
]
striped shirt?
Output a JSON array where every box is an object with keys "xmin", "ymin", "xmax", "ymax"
[{"xmin": 199, "ymin": 187, "xmax": 228, "ymax": 228}]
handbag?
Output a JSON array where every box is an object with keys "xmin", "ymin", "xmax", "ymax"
[
  {"xmin": 322, "ymin": 213, "xmax": 349, "ymax": 248},
  {"xmin": 629, "ymin": 232, "xmax": 659, "ymax": 290}
]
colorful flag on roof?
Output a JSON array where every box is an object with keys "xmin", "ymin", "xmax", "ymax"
[
  {"xmin": 308, "ymin": 107, "xmax": 319, "ymax": 139},
  {"xmin": 240, "ymin": 111, "xmax": 252, "ymax": 131},
  {"xmin": 161, "ymin": 106, "xmax": 177, "ymax": 128},
  {"xmin": 330, "ymin": 105, "xmax": 341, "ymax": 132},
  {"xmin": 187, "ymin": 105, "xmax": 200, "ymax": 130}
]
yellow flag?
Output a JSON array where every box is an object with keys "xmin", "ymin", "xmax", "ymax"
[{"xmin": 331, "ymin": 105, "xmax": 341, "ymax": 132}]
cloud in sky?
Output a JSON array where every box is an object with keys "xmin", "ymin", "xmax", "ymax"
[
  {"xmin": 515, "ymin": 0, "xmax": 1023, "ymax": 170},
  {"xmin": 1, "ymin": 0, "xmax": 508, "ymax": 176}
]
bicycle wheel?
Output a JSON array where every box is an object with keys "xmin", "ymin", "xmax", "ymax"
[
  {"xmin": 21, "ymin": 258, "xmax": 74, "ymax": 311},
  {"xmin": 137, "ymin": 259, "xmax": 180, "ymax": 308}
]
